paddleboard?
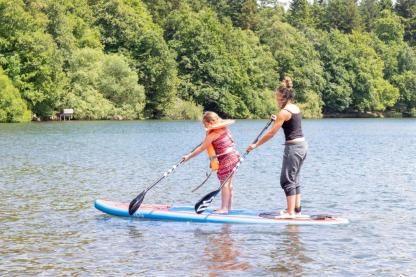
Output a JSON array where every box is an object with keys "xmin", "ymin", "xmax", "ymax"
[{"xmin": 95, "ymin": 199, "xmax": 349, "ymax": 225}]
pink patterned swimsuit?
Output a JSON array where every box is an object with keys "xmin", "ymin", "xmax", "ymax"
[{"xmin": 211, "ymin": 129, "xmax": 240, "ymax": 183}]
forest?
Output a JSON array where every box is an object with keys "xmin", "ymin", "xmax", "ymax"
[{"xmin": 0, "ymin": 0, "xmax": 415, "ymax": 122}]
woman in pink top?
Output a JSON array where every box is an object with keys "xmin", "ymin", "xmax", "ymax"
[{"xmin": 183, "ymin": 111, "xmax": 240, "ymax": 214}]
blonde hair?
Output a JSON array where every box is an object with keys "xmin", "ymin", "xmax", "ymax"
[{"xmin": 203, "ymin": 111, "xmax": 221, "ymax": 124}]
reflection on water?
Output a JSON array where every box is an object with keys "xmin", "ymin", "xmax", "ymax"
[
  {"xmin": 196, "ymin": 225, "xmax": 250, "ymax": 275},
  {"xmin": 267, "ymin": 225, "xmax": 313, "ymax": 276}
]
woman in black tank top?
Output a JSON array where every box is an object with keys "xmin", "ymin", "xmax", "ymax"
[{"xmin": 246, "ymin": 77, "xmax": 308, "ymax": 218}]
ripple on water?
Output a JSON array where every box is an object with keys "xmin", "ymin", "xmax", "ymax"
[{"xmin": 1, "ymin": 119, "xmax": 416, "ymax": 276}]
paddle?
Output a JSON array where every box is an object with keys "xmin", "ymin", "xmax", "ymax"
[
  {"xmin": 191, "ymin": 171, "xmax": 213, "ymax": 193},
  {"xmin": 194, "ymin": 115, "xmax": 277, "ymax": 214},
  {"xmin": 128, "ymin": 144, "xmax": 200, "ymax": 215}
]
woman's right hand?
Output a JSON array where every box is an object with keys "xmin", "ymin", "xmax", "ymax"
[{"xmin": 246, "ymin": 144, "xmax": 257, "ymax": 152}]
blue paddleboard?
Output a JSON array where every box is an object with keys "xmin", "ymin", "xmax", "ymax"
[{"xmin": 95, "ymin": 199, "xmax": 349, "ymax": 225}]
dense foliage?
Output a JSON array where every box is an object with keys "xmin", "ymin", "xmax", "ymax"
[{"xmin": 0, "ymin": 0, "xmax": 415, "ymax": 122}]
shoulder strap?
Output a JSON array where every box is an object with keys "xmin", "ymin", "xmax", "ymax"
[{"xmin": 226, "ymin": 129, "xmax": 234, "ymax": 143}]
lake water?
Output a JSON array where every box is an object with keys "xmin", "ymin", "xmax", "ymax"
[{"xmin": 1, "ymin": 119, "xmax": 415, "ymax": 276}]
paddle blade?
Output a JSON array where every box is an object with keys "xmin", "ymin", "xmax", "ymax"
[
  {"xmin": 128, "ymin": 191, "xmax": 146, "ymax": 215},
  {"xmin": 194, "ymin": 189, "xmax": 220, "ymax": 214}
]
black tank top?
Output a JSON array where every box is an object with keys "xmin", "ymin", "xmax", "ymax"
[{"xmin": 282, "ymin": 109, "xmax": 304, "ymax": 141}]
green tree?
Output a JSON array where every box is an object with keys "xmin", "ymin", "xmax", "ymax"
[
  {"xmin": 373, "ymin": 39, "xmax": 401, "ymax": 80},
  {"xmin": 42, "ymin": 0, "xmax": 102, "ymax": 56},
  {"xmin": 398, "ymin": 45, "xmax": 416, "ymax": 73},
  {"xmin": 372, "ymin": 12, "xmax": 406, "ymax": 80},
  {"xmin": 287, "ymin": 0, "xmax": 312, "ymax": 28},
  {"xmin": 240, "ymin": 0, "xmax": 258, "ymax": 30},
  {"xmin": 258, "ymin": 20, "xmax": 325, "ymax": 117},
  {"xmin": 309, "ymin": 1, "xmax": 327, "ymax": 30},
  {"xmin": 392, "ymin": 71, "xmax": 416, "ymax": 115},
  {"xmin": 63, "ymin": 48, "xmax": 145, "ymax": 119},
  {"xmin": 207, "ymin": 0, "xmax": 258, "ymax": 30},
  {"xmin": 164, "ymin": 98, "xmax": 204, "ymax": 120},
  {"xmin": 142, "ymin": 0, "xmax": 181, "ymax": 26},
  {"xmin": 374, "ymin": 10, "xmax": 404, "ymax": 44},
  {"xmin": 165, "ymin": 6, "xmax": 277, "ymax": 118},
  {"xmin": 378, "ymin": 0, "xmax": 393, "ymax": 11},
  {"xmin": 395, "ymin": 0, "xmax": 415, "ymax": 18},
  {"xmin": 392, "ymin": 45, "xmax": 416, "ymax": 114},
  {"xmin": 318, "ymin": 30, "xmax": 399, "ymax": 113},
  {"xmin": 395, "ymin": 0, "xmax": 416, "ymax": 46},
  {"xmin": 348, "ymin": 31, "xmax": 399, "ymax": 112},
  {"xmin": 324, "ymin": 0, "xmax": 361, "ymax": 33},
  {"xmin": 98, "ymin": 54, "xmax": 145, "ymax": 118},
  {"xmin": 0, "ymin": 67, "xmax": 31, "ymax": 122},
  {"xmin": 317, "ymin": 31, "xmax": 355, "ymax": 113},
  {"xmin": 359, "ymin": 0, "xmax": 381, "ymax": 31},
  {"xmin": 90, "ymin": 0, "xmax": 178, "ymax": 118},
  {"xmin": 0, "ymin": 0, "xmax": 66, "ymax": 119},
  {"xmin": 298, "ymin": 90, "xmax": 323, "ymax": 118}
]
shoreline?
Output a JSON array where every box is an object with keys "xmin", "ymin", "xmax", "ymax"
[
  {"xmin": 1, "ymin": 111, "xmax": 410, "ymax": 123},
  {"xmin": 323, "ymin": 111, "xmax": 414, "ymax": 118},
  {"xmin": 34, "ymin": 111, "xmax": 414, "ymax": 121}
]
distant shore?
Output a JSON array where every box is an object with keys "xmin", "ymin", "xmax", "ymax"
[
  {"xmin": 26, "ymin": 111, "xmax": 415, "ymax": 122},
  {"xmin": 323, "ymin": 111, "xmax": 415, "ymax": 118}
]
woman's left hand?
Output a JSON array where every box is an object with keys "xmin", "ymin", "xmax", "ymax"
[{"xmin": 182, "ymin": 154, "xmax": 191, "ymax": 162}]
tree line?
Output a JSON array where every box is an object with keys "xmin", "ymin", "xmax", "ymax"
[{"xmin": 0, "ymin": 0, "xmax": 415, "ymax": 122}]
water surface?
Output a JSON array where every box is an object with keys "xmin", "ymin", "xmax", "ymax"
[{"xmin": 1, "ymin": 119, "xmax": 415, "ymax": 276}]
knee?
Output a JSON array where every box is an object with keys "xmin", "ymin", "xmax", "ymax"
[
  {"xmin": 281, "ymin": 178, "xmax": 296, "ymax": 195},
  {"xmin": 223, "ymin": 180, "xmax": 233, "ymax": 190},
  {"xmin": 283, "ymin": 186, "xmax": 297, "ymax": 197}
]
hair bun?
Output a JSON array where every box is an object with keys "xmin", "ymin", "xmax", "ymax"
[{"xmin": 282, "ymin": 76, "xmax": 293, "ymax": 89}]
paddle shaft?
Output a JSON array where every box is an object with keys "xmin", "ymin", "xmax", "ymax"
[
  {"xmin": 141, "ymin": 143, "xmax": 201, "ymax": 193},
  {"xmin": 144, "ymin": 160, "xmax": 184, "ymax": 193},
  {"xmin": 191, "ymin": 171, "xmax": 213, "ymax": 192},
  {"xmin": 129, "ymin": 143, "xmax": 201, "ymax": 215}
]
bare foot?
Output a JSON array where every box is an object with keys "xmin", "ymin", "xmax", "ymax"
[
  {"xmin": 276, "ymin": 210, "xmax": 296, "ymax": 219},
  {"xmin": 213, "ymin": 209, "xmax": 229, "ymax": 214}
]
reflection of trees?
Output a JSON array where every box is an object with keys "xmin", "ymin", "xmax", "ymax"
[
  {"xmin": 267, "ymin": 225, "xmax": 313, "ymax": 276},
  {"xmin": 197, "ymin": 225, "xmax": 250, "ymax": 276}
]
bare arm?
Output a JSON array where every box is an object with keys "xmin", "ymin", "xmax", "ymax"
[
  {"xmin": 247, "ymin": 111, "xmax": 288, "ymax": 152},
  {"xmin": 182, "ymin": 132, "xmax": 216, "ymax": 161}
]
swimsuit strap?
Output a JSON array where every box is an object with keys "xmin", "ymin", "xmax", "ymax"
[{"xmin": 227, "ymin": 129, "xmax": 234, "ymax": 143}]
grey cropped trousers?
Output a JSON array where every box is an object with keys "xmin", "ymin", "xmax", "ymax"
[{"xmin": 280, "ymin": 141, "xmax": 308, "ymax": 196}]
